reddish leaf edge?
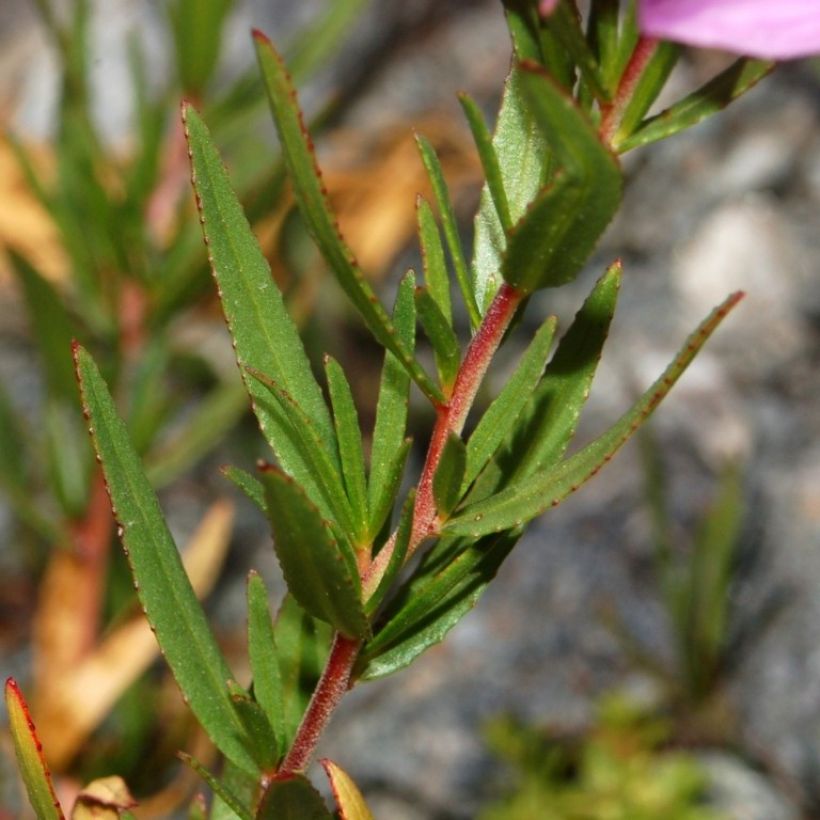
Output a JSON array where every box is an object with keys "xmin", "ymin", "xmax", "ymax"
[{"xmin": 4, "ymin": 677, "xmax": 66, "ymax": 820}]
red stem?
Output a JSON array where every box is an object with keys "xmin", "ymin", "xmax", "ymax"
[
  {"xmin": 599, "ymin": 36, "xmax": 659, "ymax": 147},
  {"xmin": 279, "ymin": 282, "xmax": 525, "ymax": 773},
  {"xmin": 364, "ymin": 280, "xmax": 525, "ymax": 597},
  {"xmin": 277, "ymin": 634, "xmax": 361, "ymax": 775}
]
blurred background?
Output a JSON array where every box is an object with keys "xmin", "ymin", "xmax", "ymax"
[{"xmin": 0, "ymin": 1, "xmax": 819, "ymax": 818}]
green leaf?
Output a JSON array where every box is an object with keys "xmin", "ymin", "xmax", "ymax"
[
  {"xmin": 284, "ymin": 0, "xmax": 369, "ymax": 83},
  {"xmin": 44, "ymin": 399, "xmax": 90, "ymax": 518},
  {"xmin": 472, "ymin": 66, "xmax": 549, "ymax": 312},
  {"xmin": 500, "ymin": 62, "xmax": 622, "ymax": 292},
  {"xmin": 325, "ymin": 357, "xmax": 369, "ymax": 544},
  {"xmin": 222, "ymin": 466, "xmax": 267, "ymax": 514},
  {"xmin": 541, "ymin": 0, "xmax": 610, "ymax": 103},
  {"xmin": 248, "ymin": 367, "xmax": 354, "ymax": 532},
  {"xmin": 74, "ymin": 345, "xmax": 258, "ymax": 776},
  {"xmin": 146, "ymin": 381, "xmax": 249, "ymax": 489},
  {"xmin": 616, "ymin": 58, "xmax": 774, "ymax": 153},
  {"xmin": 588, "ymin": 0, "xmax": 620, "ymax": 93},
  {"xmin": 256, "ymin": 775, "xmax": 332, "ymax": 820},
  {"xmin": 416, "ymin": 197, "xmax": 453, "ymax": 325},
  {"xmin": 498, "ymin": 262, "xmax": 621, "ymax": 487},
  {"xmin": 262, "ymin": 467, "xmax": 368, "ymax": 639},
  {"xmin": 321, "ymin": 760, "xmax": 375, "ymax": 820},
  {"xmin": 183, "ymin": 104, "xmax": 339, "ymax": 501},
  {"xmin": 444, "ymin": 293, "xmax": 743, "ymax": 538},
  {"xmin": 433, "ymin": 433, "xmax": 467, "ymax": 519},
  {"xmin": 228, "ymin": 685, "xmax": 279, "ymax": 771},
  {"xmin": 274, "ymin": 595, "xmax": 332, "ymax": 749},
  {"xmin": 246, "ymin": 572, "xmax": 285, "ymax": 758},
  {"xmin": 415, "ymin": 286, "xmax": 461, "ymax": 393},
  {"xmin": 415, "ymin": 134, "xmax": 480, "ymax": 329},
  {"xmin": 365, "ymin": 491, "xmax": 415, "ymax": 614},
  {"xmin": 463, "ymin": 315, "xmax": 557, "ymax": 492},
  {"xmin": 252, "ymin": 32, "xmax": 442, "ymax": 404},
  {"xmin": 368, "ymin": 273, "xmax": 415, "ymax": 538},
  {"xmin": 9, "ymin": 250, "xmax": 78, "ymax": 401},
  {"xmin": 367, "ymin": 439, "xmax": 412, "ymax": 547},
  {"xmin": 613, "ymin": 0, "xmax": 639, "ymax": 85},
  {"xmin": 178, "ymin": 754, "xmax": 252, "ymax": 820},
  {"xmin": 167, "ymin": 0, "xmax": 234, "ymax": 95},
  {"xmin": 5, "ymin": 678, "xmax": 65, "ymax": 820},
  {"xmin": 0, "ymin": 381, "xmax": 26, "ymax": 495},
  {"xmin": 611, "ymin": 41, "xmax": 680, "ymax": 146},
  {"xmin": 457, "ymin": 94, "xmax": 512, "ymax": 234},
  {"xmin": 360, "ymin": 530, "xmax": 518, "ymax": 680}
]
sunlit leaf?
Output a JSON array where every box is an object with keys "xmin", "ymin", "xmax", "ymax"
[
  {"xmin": 500, "ymin": 63, "xmax": 622, "ymax": 292},
  {"xmin": 616, "ymin": 58, "xmax": 774, "ymax": 153},
  {"xmin": 325, "ymin": 357, "xmax": 369, "ymax": 544},
  {"xmin": 253, "ymin": 32, "xmax": 442, "ymax": 403},
  {"xmin": 433, "ymin": 433, "xmax": 467, "ymax": 519},
  {"xmin": 463, "ymin": 315, "xmax": 557, "ymax": 492},
  {"xmin": 74, "ymin": 345, "xmax": 258, "ymax": 775},
  {"xmin": 5, "ymin": 678, "xmax": 65, "ymax": 820},
  {"xmin": 444, "ymin": 293, "xmax": 743, "ymax": 538},
  {"xmin": 262, "ymin": 467, "xmax": 368, "ymax": 639},
  {"xmin": 321, "ymin": 760, "xmax": 374, "ymax": 820},
  {"xmin": 246, "ymin": 572, "xmax": 285, "ymax": 760},
  {"xmin": 415, "ymin": 134, "xmax": 480, "ymax": 328},
  {"xmin": 416, "ymin": 197, "xmax": 453, "ymax": 325},
  {"xmin": 183, "ymin": 104, "xmax": 338, "ymax": 504}
]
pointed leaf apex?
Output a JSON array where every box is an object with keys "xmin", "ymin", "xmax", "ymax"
[{"xmin": 251, "ymin": 28, "xmax": 271, "ymax": 45}]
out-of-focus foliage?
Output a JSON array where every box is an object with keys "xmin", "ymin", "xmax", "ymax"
[{"xmin": 481, "ymin": 695, "xmax": 726, "ymax": 820}]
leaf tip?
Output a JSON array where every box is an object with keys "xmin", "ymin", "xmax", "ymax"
[{"xmin": 251, "ymin": 27, "xmax": 272, "ymax": 46}]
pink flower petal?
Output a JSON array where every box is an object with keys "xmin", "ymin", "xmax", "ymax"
[{"xmin": 639, "ymin": 0, "xmax": 820, "ymax": 59}]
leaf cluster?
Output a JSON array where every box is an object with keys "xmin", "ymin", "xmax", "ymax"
[{"xmin": 6, "ymin": 1, "xmax": 764, "ymax": 817}]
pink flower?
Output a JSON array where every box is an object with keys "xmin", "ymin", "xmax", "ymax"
[{"xmin": 639, "ymin": 0, "xmax": 820, "ymax": 59}]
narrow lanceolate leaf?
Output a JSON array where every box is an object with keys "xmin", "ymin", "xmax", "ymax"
[
  {"xmin": 256, "ymin": 775, "xmax": 332, "ymax": 820},
  {"xmin": 611, "ymin": 41, "xmax": 680, "ymax": 146},
  {"xmin": 360, "ymin": 530, "xmax": 518, "ymax": 680},
  {"xmin": 222, "ymin": 465, "xmax": 267, "ymax": 514},
  {"xmin": 616, "ymin": 58, "xmax": 775, "ymax": 153},
  {"xmin": 365, "ymin": 492, "xmax": 415, "ymax": 613},
  {"xmin": 274, "ymin": 595, "xmax": 332, "ymax": 750},
  {"xmin": 444, "ymin": 293, "xmax": 744, "ymax": 538},
  {"xmin": 457, "ymin": 94, "xmax": 512, "ymax": 233},
  {"xmin": 262, "ymin": 467, "xmax": 369, "ymax": 639},
  {"xmin": 5, "ymin": 678, "xmax": 65, "ymax": 820},
  {"xmin": 228, "ymin": 689, "xmax": 278, "ymax": 770},
  {"xmin": 74, "ymin": 345, "xmax": 257, "ymax": 776},
  {"xmin": 501, "ymin": 62, "xmax": 622, "ymax": 292},
  {"xmin": 417, "ymin": 198, "xmax": 452, "ymax": 325},
  {"xmin": 415, "ymin": 134, "xmax": 480, "ymax": 329},
  {"xmin": 542, "ymin": 0, "xmax": 610, "ymax": 103},
  {"xmin": 183, "ymin": 105, "xmax": 338, "ymax": 490},
  {"xmin": 415, "ymin": 287, "xmax": 461, "ymax": 393},
  {"xmin": 9, "ymin": 250, "xmax": 78, "ymax": 401},
  {"xmin": 368, "ymin": 273, "xmax": 415, "ymax": 539},
  {"xmin": 325, "ymin": 357, "xmax": 369, "ymax": 544},
  {"xmin": 178, "ymin": 755, "xmax": 252, "ymax": 820},
  {"xmin": 321, "ymin": 760, "xmax": 375, "ymax": 820},
  {"xmin": 367, "ymin": 439, "xmax": 412, "ymax": 547},
  {"xmin": 248, "ymin": 367, "xmax": 354, "ymax": 534},
  {"xmin": 433, "ymin": 433, "xmax": 467, "ymax": 519},
  {"xmin": 499, "ymin": 262, "xmax": 621, "ymax": 486},
  {"xmin": 252, "ymin": 32, "xmax": 441, "ymax": 404},
  {"xmin": 246, "ymin": 572, "xmax": 285, "ymax": 757},
  {"xmin": 472, "ymin": 67, "xmax": 549, "ymax": 312},
  {"xmin": 588, "ymin": 0, "xmax": 620, "ymax": 93},
  {"xmin": 463, "ymin": 315, "xmax": 557, "ymax": 492}
]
